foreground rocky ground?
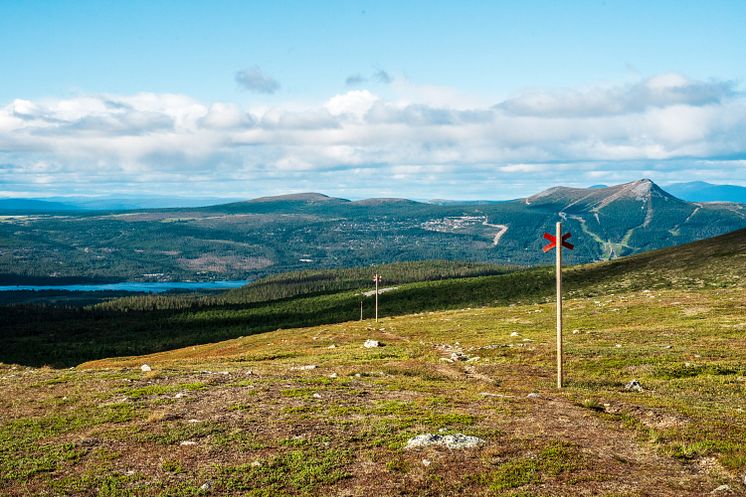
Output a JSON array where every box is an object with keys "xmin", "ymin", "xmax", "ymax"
[{"xmin": 2, "ymin": 288, "xmax": 746, "ymax": 496}]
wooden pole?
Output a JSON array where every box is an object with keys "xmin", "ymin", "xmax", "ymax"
[
  {"xmin": 360, "ymin": 300, "xmax": 363, "ymax": 321},
  {"xmin": 556, "ymin": 221, "xmax": 563, "ymax": 389},
  {"xmin": 375, "ymin": 274, "xmax": 379, "ymax": 322}
]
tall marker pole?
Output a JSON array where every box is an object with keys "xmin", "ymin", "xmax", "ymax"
[
  {"xmin": 555, "ymin": 222, "xmax": 563, "ymax": 389},
  {"xmin": 542, "ymin": 223, "xmax": 573, "ymax": 389}
]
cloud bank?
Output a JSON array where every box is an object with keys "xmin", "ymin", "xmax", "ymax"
[{"xmin": 1, "ymin": 74, "xmax": 745, "ymax": 198}]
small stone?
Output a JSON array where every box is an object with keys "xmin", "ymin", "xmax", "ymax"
[
  {"xmin": 405, "ymin": 433, "xmax": 484, "ymax": 450},
  {"xmin": 251, "ymin": 460, "xmax": 262, "ymax": 467},
  {"xmin": 245, "ymin": 370, "xmax": 253, "ymax": 376},
  {"xmin": 354, "ymin": 373, "xmax": 362, "ymax": 377},
  {"xmin": 291, "ymin": 365, "xmax": 317, "ymax": 371},
  {"xmin": 328, "ymin": 373, "xmax": 338, "ymax": 379},
  {"xmin": 527, "ymin": 393, "xmax": 540, "ymax": 399},
  {"xmin": 200, "ymin": 481, "xmax": 212, "ymax": 492},
  {"xmin": 572, "ymin": 329, "xmax": 580, "ymax": 334},
  {"xmin": 363, "ymin": 339, "xmax": 381, "ymax": 348},
  {"xmin": 615, "ymin": 344, "xmax": 622, "ymax": 348},
  {"xmin": 179, "ymin": 440, "xmax": 197, "ymax": 446},
  {"xmin": 327, "ymin": 344, "xmax": 336, "ymax": 349},
  {"xmin": 422, "ymin": 458, "xmax": 432, "ymax": 467},
  {"xmin": 625, "ymin": 380, "xmax": 644, "ymax": 392},
  {"xmin": 510, "ymin": 332, "xmax": 521, "ymax": 337},
  {"xmin": 313, "ymin": 393, "xmax": 322, "ymax": 399},
  {"xmin": 450, "ymin": 352, "xmax": 468, "ymax": 361},
  {"xmin": 174, "ymin": 392, "xmax": 186, "ymax": 399},
  {"xmin": 711, "ymin": 484, "xmax": 731, "ymax": 494},
  {"xmin": 187, "ymin": 419, "xmax": 200, "ymax": 423},
  {"xmin": 140, "ymin": 364, "xmax": 152, "ymax": 372},
  {"xmin": 124, "ymin": 470, "xmax": 135, "ymax": 476}
]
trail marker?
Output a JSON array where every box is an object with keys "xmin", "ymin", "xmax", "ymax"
[
  {"xmin": 360, "ymin": 300, "xmax": 363, "ymax": 321},
  {"xmin": 373, "ymin": 273, "xmax": 382, "ymax": 322},
  {"xmin": 542, "ymin": 222, "xmax": 573, "ymax": 388}
]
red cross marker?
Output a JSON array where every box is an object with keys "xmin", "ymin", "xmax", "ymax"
[
  {"xmin": 542, "ymin": 231, "xmax": 574, "ymax": 252},
  {"xmin": 542, "ymin": 222, "xmax": 576, "ymax": 389}
]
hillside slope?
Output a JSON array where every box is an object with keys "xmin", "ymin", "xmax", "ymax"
[
  {"xmin": 4, "ymin": 289, "xmax": 745, "ymax": 495},
  {"xmin": 1, "ymin": 180, "xmax": 745, "ymax": 283},
  {"xmin": 2, "ymin": 227, "xmax": 745, "ymax": 367}
]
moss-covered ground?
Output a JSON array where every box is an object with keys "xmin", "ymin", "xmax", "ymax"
[{"xmin": 3, "ymin": 287, "xmax": 745, "ymax": 496}]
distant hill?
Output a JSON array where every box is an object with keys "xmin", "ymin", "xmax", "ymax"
[
  {"xmin": 0, "ymin": 196, "xmax": 244, "ymax": 212},
  {"xmin": 663, "ymin": 181, "xmax": 746, "ymax": 203},
  {"xmin": 0, "ymin": 198, "xmax": 78, "ymax": 212},
  {"xmin": 1, "ymin": 179, "xmax": 745, "ymax": 282}
]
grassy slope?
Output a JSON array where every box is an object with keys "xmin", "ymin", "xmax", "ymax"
[
  {"xmin": 1, "ymin": 229, "xmax": 746, "ymax": 495},
  {"xmin": 3, "ymin": 289, "xmax": 745, "ymax": 496},
  {"xmin": 2, "ymin": 228, "xmax": 745, "ymax": 367}
]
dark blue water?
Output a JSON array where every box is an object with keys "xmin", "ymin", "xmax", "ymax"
[{"xmin": 0, "ymin": 281, "xmax": 248, "ymax": 293}]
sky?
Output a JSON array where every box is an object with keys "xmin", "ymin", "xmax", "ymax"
[{"xmin": 1, "ymin": 0, "xmax": 746, "ymax": 200}]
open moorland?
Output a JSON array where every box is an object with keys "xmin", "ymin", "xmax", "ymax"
[{"xmin": 2, "ymin": 229, "xmax": 746, "ymax": 495}]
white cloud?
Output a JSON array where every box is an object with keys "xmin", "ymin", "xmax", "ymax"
[
  {"xmin": 324, "ymin": 90, "xmax": 378, "ymax": 119},
  {"xmin": 1, "ymin": 73, "xmax": 746, "ymax": 198}
]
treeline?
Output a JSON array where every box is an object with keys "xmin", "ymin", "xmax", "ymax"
[{"xmin": 91, "ymin": 261, "xmax": 510, "ymax": 312}]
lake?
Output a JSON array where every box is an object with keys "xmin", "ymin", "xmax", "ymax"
[{"xmin": 0, "ymin": 281, "xmax": 249, "ymax": 293}]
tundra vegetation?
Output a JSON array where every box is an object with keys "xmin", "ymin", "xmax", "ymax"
[{"xmin": 1, "ymin": 229, "xmax": 745, "ymax": 495}]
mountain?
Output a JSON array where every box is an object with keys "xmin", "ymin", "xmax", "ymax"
[
  {"xmin": 0, "ymin": 196, "xmax": 245, "ymax": 212},
  {"xmin": 1, "ymin": 179, "xmax": 744, "ymax": 283},
  {"xmin": 0, "ymin": 198, "xmax": 78, "ymax": 212},
  {"xmin": 663, "ymin": 181, "xmax": 746, "ymax": 203},
  {"xmin": 248, "ymin": 192, "xmax": 345, "ymax": 203}
]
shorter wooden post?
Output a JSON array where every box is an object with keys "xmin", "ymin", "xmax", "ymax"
[
  {"xmin": 360, "ymin": 300, "xmax": 363, "ymax": 321},
  {"xmin": 375, "ymin": 274, "xmax": 379, "ymax": 322}
]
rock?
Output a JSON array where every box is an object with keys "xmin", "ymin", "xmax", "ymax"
[
  {"xmin": 405, "ymin": 433, "xmax": 485, "ymax": 450},
  {"xmin": 422, "ymin": 458, "xmax": 432, "ymax": 466},
  {"xmin": 615, "ymin": 344, "xmax": 622, "ymax": 348},
  {"xmin": 510, "ymin": 332, "xmax": 521, "ymax": 337},
  {"xmin": 327, "ymin": 344, "xmax": 336, "ymax": 349},
  {"xmin": 711, "ymin": 484, "xmax": 732, "ymax": 494},
  {"xmin": 290, "ymin": 365, "xmax": 317, "ymax": 371},
  {"xmin": 187, "ymin": 419, "xmax": 200, "ymax": 423},
  {"xmin": 251, "ymin": 460, "xmax": 262, "ymax": 467},
  {"xmin": 450, "ymin": 352, "xmax": 468, "ymax": 361},
  {"xmin": 174, "ymin": 392, "xmax": 186, "ymax": 399},
  {"xmin": 140, "ymin": 364, "xmax": 152, "ymax": 372},
  {"xmin": 527, "ymin": 393, "xmax": 540, "ymax": 399},
  {"xmin": 179, "ymin": 440, "xmax": 197, "ymax": 446},
  {"xmin": 200, "ymin": 481, "xmax": 212, "ymax": 492},
  {"xmin": 313, "ymin": 393, "xmax": 322, "ymax": 399},
  {"xmin": 363, "ymin": 339, "xmax": 381, "ymax": 348},
  {"xmin": 245, "ymin": 370, "xmax": 253, "ymax": 376},
  {"xmin": 625, "ymin": 380, "xmax": 644, "ymax": 392},
  {"xmin": 328, "ymin": 373, "xmax": 338, "ymax": 379}
]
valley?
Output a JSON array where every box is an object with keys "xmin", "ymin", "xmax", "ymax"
[{"xmin": 1, "ymin": 180, "xmax": 745, "ymax": 285}]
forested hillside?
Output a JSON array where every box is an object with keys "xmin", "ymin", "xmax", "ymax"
[{"xmin": 1, "ymin": 180, "xmax": 744, "ymax": 283}]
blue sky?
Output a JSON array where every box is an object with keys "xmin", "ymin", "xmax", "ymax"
[{"xmin": 1, "ymin": 0, "xmax": 746, "ymax": 200}]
